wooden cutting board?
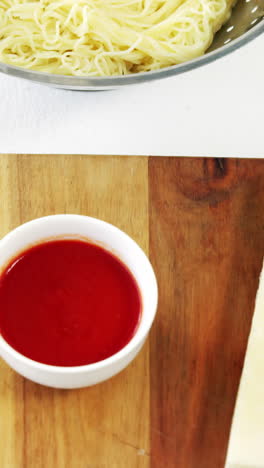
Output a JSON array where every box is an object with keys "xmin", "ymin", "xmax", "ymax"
[{"xmin": 1, "ymin": 155, "xmax": 264, "ymax": 468}]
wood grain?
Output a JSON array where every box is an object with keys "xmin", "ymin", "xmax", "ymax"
[
  {"xmin": 1, "ymin": 155, "xmax": 264, "ymax": 468},
  {"xmin": 0, "ymin": 155, "xmax": 24, "ymax": 468},
  {"xmin": 149, "ymin": 158, "xmax": 264, "ymax": 468},
  {"xmin": 0, "ymin": 155, "xmax": 149, "ymax": 468}
]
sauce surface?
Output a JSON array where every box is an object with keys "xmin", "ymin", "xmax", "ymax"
[{"xmin": 0, "ymin": 240, "xmax": 141, "ymax": 366}]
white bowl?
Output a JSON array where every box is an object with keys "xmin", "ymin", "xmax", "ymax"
[{"xmin": 0, "ymin": 215, "xmax": 158, "ymax": 388}]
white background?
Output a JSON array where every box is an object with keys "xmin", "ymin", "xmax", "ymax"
[{"xmin": 0, "ymin": 33, "xmax": 263, "ymax": 157}]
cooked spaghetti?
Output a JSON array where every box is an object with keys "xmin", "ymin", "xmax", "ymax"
[{"xmin": 0, "ymin": 0, "xmax": 234, "ymax": 76}]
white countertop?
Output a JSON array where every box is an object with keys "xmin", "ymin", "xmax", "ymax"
[{"xmin": 0, "ymin": 33, "xmax": 263, "ymax": 157}]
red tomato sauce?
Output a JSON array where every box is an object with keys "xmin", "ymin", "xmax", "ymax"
[{"xmin": 0, "ymin": 240, "xmax": 141, "ymax": 366}]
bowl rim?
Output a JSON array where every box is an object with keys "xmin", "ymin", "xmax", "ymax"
[
  {"xmin": 0, "ymin": 20, "xmax": 263, "ymax": 88},
  {"xmin": 0, "ymin": 214, "xmax": 158, "ymax": 374}
]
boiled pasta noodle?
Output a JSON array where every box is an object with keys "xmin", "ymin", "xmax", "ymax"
[{"xmin": 0, "ymin": 0, "xmax": 234, "ymax": 76}]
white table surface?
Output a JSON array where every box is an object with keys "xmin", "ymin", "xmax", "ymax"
[{"xmin": 0, "ymin": 33, "xmax": 263, "ymax": 157}]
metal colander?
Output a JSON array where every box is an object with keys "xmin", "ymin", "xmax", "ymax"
[
  {"xmin": 0, "ymin": 0, "xmax": 263, "ymax": 90},
  {"xmin": 209, "ymin": 0, "xmax": 264, "ymax": 50}
]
